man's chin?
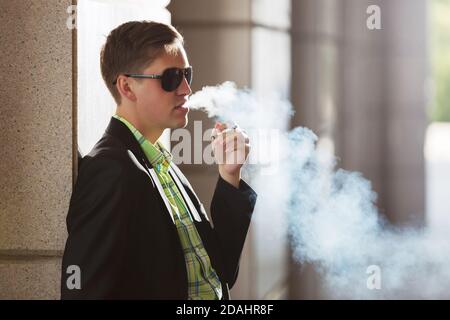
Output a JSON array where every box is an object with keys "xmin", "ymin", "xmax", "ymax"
[{"xmin": 170, "ymin": 117, "xmax": 188, "ymax": 129}]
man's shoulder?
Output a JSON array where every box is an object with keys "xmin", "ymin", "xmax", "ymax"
[
  {"xmin": 86, "ymin": 132, "xmax": 126, "ymax": 157},
  {"xmin": 78, "ymin": 133, "xmax": 135, "ymax": 178}
]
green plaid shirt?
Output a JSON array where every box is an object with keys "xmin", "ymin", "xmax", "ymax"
[{"xmin": 113, "ymin": 115, "xmax": 223, "ymax": 300}]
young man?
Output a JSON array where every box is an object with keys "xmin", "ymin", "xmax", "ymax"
[{"xmin": 61, "ymin": 21, "xmax": 257, "ymax": 300}]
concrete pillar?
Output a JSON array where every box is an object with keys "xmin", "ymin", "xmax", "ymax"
[
  {"xmin": 337, "ymin": 0, "xmax": 427, "ymax": 226},
  {"xmin": 382, "ymin": 0, "xmax": 427, "ymax": 226},
  {"xmin": 290, "ymin": 0, "xmax": 344, "ymax": 299},
  {"xmin": 290, "ymin": 0, "xmax": 427, "ymax": 299},
  {"xmin": 0, "ymin": 0, "xmax": 74, "ymax": 299}
]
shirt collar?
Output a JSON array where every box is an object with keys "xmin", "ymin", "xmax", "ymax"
[{"xmin": 112, "ymin": 114, "xmax": 172, "ymax": 172}]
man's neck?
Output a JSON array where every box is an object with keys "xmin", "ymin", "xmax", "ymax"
[{"xmin": 115, "ymin": 107, "xmax": 163, "ymax": 144}]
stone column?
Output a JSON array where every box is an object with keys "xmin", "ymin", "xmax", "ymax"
[
  {"xmin": 290, "ymin": 0, "xmax": 427, "ymax": 298},
  {"xmin": 381, "ymin": 0, "xmax": 427, "ymax": 226},
  {"xmin": 0, "ymin": 0, "xmax": 74, "ymax": 299},
  {"xmin": 336, "ymin": 0, "xmax": 427, "ymax": 226},
  {"xmin": 290, "ymin": 0, "xmax": 344, "ymax": 299}
]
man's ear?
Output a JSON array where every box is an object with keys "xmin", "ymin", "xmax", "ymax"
[{"xmin": 116, "ymin": 76, "xmax": 137, "ymax": 102}]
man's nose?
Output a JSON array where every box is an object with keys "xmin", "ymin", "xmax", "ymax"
[{"xmin": 177, "ymin": 77, "xmax": 192, "ymax": 96}]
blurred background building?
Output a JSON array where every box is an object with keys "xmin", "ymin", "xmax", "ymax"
[{"xmin": 0, "ymin": 0, "xmax": 449, "ymax": 299}]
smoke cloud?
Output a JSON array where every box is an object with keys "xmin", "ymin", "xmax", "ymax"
[{"xmin": 187, "ymin": 82, "xmax": 450, "ymax": 299}]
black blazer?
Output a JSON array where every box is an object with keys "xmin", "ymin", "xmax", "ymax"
[{"xmin": 61, "ymin": 117, "xmax": 257, "ymax": 299}]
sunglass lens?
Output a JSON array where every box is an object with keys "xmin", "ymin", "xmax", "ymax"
[
  {"xmin": 185, "ymin": 67, "xmax": 192, "ymax": 85},
  {"xmin": 162, "ymin": 68, "xmax": 182, "ymax": 92}
]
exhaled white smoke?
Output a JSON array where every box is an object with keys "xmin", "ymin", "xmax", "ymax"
[
  {"xmin": 186, "ymin": 81, "xmax": 293, "ymax": 131},
  {"xmin": 187, "ymin": 82, "xmax": 450, "ymax": 299}
]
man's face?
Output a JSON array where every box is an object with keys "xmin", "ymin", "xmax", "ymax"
[{"xmin": 131, "ymin": 45, "xmax": 192, "ymax": 132}]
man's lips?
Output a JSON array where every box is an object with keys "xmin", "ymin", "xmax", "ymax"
[
  {"xmin": 174, "ymin": 101, "xmax": 188, "ymax": 109},
  {"xmin": 174, "ymin": 102, "xmax": 189, "ymax": 114}
]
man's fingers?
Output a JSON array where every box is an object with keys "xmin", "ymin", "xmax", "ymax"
[
  {"xmin": 223, "ymin": 132, "xmax": 249, "ymax": 149},
  {"xmin": 211, "ymin": 124, "xmax": 250, "ymax": 165},
  {"xmin": 222, "ymin": 143, "xmax": 251, "ymax": 164},
  {"xmin": 214, "ymin": 128, "xmax": 248, "ymax": 142},
  {"xmin": 215, "ymin": 122, "xmax": 227, "ymax": 131},
  {"xmin": 225, "ymin": 142, "xmax": 251, "ymax": 153},
  {"xmin": 211, "ymin": 127, "xmax": 234, "ymax": 141}
]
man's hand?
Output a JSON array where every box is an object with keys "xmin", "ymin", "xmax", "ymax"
[{"xmin": 211, "ymin": 122, "xmax": 251, "ymax": 188}]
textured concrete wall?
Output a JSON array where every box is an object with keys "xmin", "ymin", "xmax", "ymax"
[{"xmin": 0, "ymin": 0, "xmax": 74, "ymax": 299}]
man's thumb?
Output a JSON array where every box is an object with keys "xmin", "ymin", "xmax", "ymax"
[{"xmin": 215, "ymin": 122, "xmax": 226, "ymax": 132}]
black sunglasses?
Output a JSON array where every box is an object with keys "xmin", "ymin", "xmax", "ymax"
[{"xmin": 113, "ymin": 66, "xmax": 193, "ymax": 92}]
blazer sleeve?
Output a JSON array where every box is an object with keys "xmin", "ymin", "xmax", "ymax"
[
  {"xmin": 61, "ymin": 155, "xmax": 133, "ymax": 299},
  {"xmin": 210, "ymin": 175, "xmax": 257, "ymax": 287}
]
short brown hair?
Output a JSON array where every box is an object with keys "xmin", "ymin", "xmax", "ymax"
[{"xmin": 100, "ymin": 21, "xmax": 184, "ymax": 104}]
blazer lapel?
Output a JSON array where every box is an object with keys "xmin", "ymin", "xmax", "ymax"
[
  {"xmin": 169, "ymin": 163, "xmax": 209, "ymax": 223},
  {"xmin": 169, "ymin": 164, "xmax": 203, "ymax": 223},
  {"xmin": 105, "ymin": 117, "xmax": 176, "ymax": 224},
  {"xmin": 105, "ymin": 117, "xmax": 209, "ymax": 225}
]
